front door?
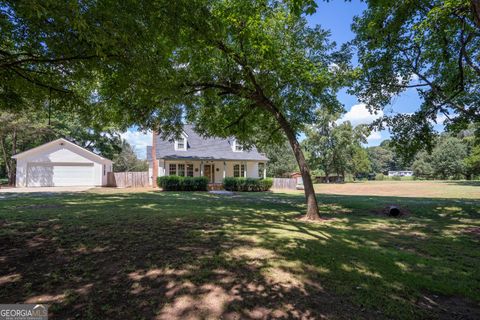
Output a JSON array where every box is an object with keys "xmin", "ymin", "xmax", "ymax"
[{"xmin": 204, "ymin": 164, "xmax": 214, "ymax": 183}]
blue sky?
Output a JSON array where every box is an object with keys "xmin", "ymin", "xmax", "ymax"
[{"xmin": 123, "ymin": 0, "xmax": 437, "ymax": 159}]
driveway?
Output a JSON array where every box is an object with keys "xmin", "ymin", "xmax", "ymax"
[{"xmin": 0, "ymin": 186, "xmax": 94, "ymax": 198}]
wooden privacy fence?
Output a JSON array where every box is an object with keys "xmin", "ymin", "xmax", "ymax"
[
  {"xmin": 107, "ymin": 172, "xmax": 150, "ymax": 188},
  {"xmin": 272, "ymin": 178, "xmax": 297, "ymax": 190}
]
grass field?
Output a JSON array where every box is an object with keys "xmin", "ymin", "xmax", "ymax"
[{"xmin": 0, "ymin": 181, "xmax": 479, "ymax": 319}]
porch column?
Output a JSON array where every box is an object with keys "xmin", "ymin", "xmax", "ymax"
[
  {"xmin": 263, "ymin": 163, "xmax": 267, "ymax": 179},
  {"xmin": 243, "ymin": 161, "xmax": 247, "ymax": 178},
  {"xmin": 223, "ymin": 161, "xmax": 226, "ymax": 178},
  {"xmin": 200, "ymin": 160, "xmax": 204, "ymax": 176}
]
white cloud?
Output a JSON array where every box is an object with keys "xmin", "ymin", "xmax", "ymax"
[
  {"xmin": 120, "ymin": 129, "xmax": 152, "ymax": 159},
  {"xmin": 410, "ymin": 73, "xmax": 419, "ymax": 82},
  {"xmin": 435, "ymin": 114, "xmax": 447, "ymax": 125},
  {"xmin": 338, "ymin": 103, "xmax": 383, "ymax": 127},
  {"xmin": 328, "ymin": 62, "xmax": 340, "ymax": 72},
  {"xmin": 366, "ymin": 130, "xmax": 382, "ymax": 144}
]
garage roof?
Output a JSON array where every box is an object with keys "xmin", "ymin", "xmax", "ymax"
[{"xmin": 12, "ymin": 138, "xmax": 113, "ymax": 163}]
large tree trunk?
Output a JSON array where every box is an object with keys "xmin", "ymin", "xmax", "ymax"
[
  {"xmin": 286, "ymin": 129, "xmax": 320, "ymax": 220},
  {"xmin": 261, "ymin": 100, "xmax": 320, "ymax": 220}
]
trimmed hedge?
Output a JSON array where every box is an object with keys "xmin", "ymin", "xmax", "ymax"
[
  {"xmin": 223, "ymin": 177, "xmax": 273, "ymax": 192},
  {"xmin": 157, "ymin": 176, "xmax": 208, "ymax": 191}
]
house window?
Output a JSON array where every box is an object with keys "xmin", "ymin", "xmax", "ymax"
[
  {"xmin": 175, "ymin": 137, "xmax": 187, "ymax": 151},
  {"xmin": 169, "ymin": 163, "xmax": 177, "ymax": 175},
  {"xmin": 233, "ymin": 140, "xmax": 243, "ymax": 152},
  {"xmin": 187, "ymin": 164, "xmax": 194, "ymax": 177},
  {"xmin": 234, "ymin": 164, "xmax": 246, "ymax": 177},
  {"xmin": 177, "ymin": 164, "xmax": 185, "ymax": 176},
  {"xmin": 234, "ymin": 164, "xmax": 239, "ymax": 177}
]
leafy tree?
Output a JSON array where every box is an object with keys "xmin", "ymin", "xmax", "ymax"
[
  {"xmin": 0, "ymin": 110, "xmax": 50, "ymax": 185},
  {"xmin": 432, "ymin": 136, "xmax": 467, "ymax": 179},
  {"xmin": 113, "ymin": 140, "xmax": 148, "ymax": 172},
  {"xmin": 412, "ymin": 151, "xmax": 435, "ymax": 179},
  {"xmin": 96, "ymin": 1, "xmax": 349, "ymax": 219},
  {"xmin": 259, "ymin": 140, "xmax": 298, "ymax": 178},
  {"xmin": 367, "ymin": 146, "xmax": 394, "ymax": 174},
  {"xmin": 464, "ymin": 144, "xmax": 480, "ymax": 178},
  {"xmin": 1, "ymin": 0, "xmax": 347, "ymax": 219},
  {"xmin": 303, "ymin": 109, "xmax": 339, "ymax": 181},
  {"xmin": 305, "ymin": 114, "xmax": 370, "ymax": 180},
  {"xmin": 350, "ymin": 145, "xmax": 371, "ymax": 178},
  {"xmin": 0, "ymin": 0, "xmax": 142, "ymax": 112},
  {"xmin": 333, "ymin": 121, "xmax": 369, "ymax": 177},
  {"xmin": 352, "ymin": 0, "xmax": 480, "ymax": 157}
]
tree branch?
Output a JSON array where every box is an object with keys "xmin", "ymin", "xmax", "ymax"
[
  {"xmin": 0, "ymin": 53, "xmax": 109, "ymax": 69},
  {"xmin": 460, "ymin": 32, "xmax": 480, "ymax": 76},
  {"xmin": 223, "ymin": 104, "xmax": 256, "ymax": 130},
  {"xmin": 10, "ymin": 67, "xmax": 72, "ymax": 94}
]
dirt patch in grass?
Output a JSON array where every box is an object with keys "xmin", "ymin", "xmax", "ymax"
[
  {"xmin": 463, "ymin": 227, "xmax": 480, "ymax": 239},
  {"xmin": 371, "ymin": 205, "xmax": 411, "ymax": 218}
]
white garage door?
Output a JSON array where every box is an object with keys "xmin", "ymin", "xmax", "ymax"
[{"xmin": 27, "ymin": 163, "xmax": 95, "ymax": 187}]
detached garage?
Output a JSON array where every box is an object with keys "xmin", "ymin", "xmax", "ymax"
[{"xmin": 12, "ymin": 138, "xmax": 113, "ymax": 187}]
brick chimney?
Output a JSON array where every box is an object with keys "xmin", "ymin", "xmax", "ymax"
[{"xmin": 151, "ymin": 130, "xmax": 158, "ymax": 188}]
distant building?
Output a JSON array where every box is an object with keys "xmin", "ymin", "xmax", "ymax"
[{"xmin": 388, "ymin": 171, "xmax": 413, "ymax": 177}]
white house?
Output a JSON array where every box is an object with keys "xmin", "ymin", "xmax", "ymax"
[
  {"xmin": 148, "ymin": 125, "xmax": 269, "ymax": 184},
  {"xmin": 388, "ymin": 170, "xmax": 413, "ymax": 177},
  {"xmin": 12, "ymin": 138, "xmax": 113, "ymax": 187}
]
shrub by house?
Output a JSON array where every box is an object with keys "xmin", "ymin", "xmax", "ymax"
[
  {"xmin": 223, "ymin": 177, "xmax": 273, "ymax": 192},
  {"xmin": 157, "ymin": 176, "xmax": 208, "ymax": 191}
]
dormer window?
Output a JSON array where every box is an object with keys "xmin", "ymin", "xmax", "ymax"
[
  {"xmin": 175, "ymin": 136, "xmax": 187, "ymax": 151},
  {"xmin": 232, "ymin": 140, "xmax": 243, "ymax": 152}
]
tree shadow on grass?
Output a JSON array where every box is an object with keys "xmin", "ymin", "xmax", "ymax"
[
  {"xmin": 441, "ymin": 180, "xmax": 480, "ymax": 187},
  {"xmin": 0, "ymin": 191, "xmax": 479, "ymax": 319}
]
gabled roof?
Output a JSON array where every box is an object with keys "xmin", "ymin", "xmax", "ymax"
[
  {"xmin": 147, "ymin": 125, "xmax": 268, "ymax": 161},
  {"xmin": 12, "ymin": 138, "xmax": 113, "ymax": 163}
]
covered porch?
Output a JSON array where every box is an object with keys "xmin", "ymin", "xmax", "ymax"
[{"xmin": 158, "ymin": 159, "xmax": 267, "ymax": 184}]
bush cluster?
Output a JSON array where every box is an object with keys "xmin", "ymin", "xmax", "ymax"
[
  {"xmin": 223, "ymin": 177, "xmax": 273, "ymax": 192},
  {"xmin": 157, "ymin": 176, "xmax": 209, "ymax": 191},
  {"xmin": 374, "ymin": 174, "xmax": 415, "ymax": 181}
]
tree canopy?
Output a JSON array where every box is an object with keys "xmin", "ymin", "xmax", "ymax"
[{"xmin": 352, "ymin": 0, "xmax": 480, "ymax": 156}]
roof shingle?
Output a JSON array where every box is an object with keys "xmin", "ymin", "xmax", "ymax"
[{"xmin": 146, "ymin": 125, "xmax": 268, "ymax": 161}]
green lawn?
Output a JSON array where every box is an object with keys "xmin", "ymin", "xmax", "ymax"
[{"xmin": 0, "ymin": 183, "xmax": 479, "ymax": 319}]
